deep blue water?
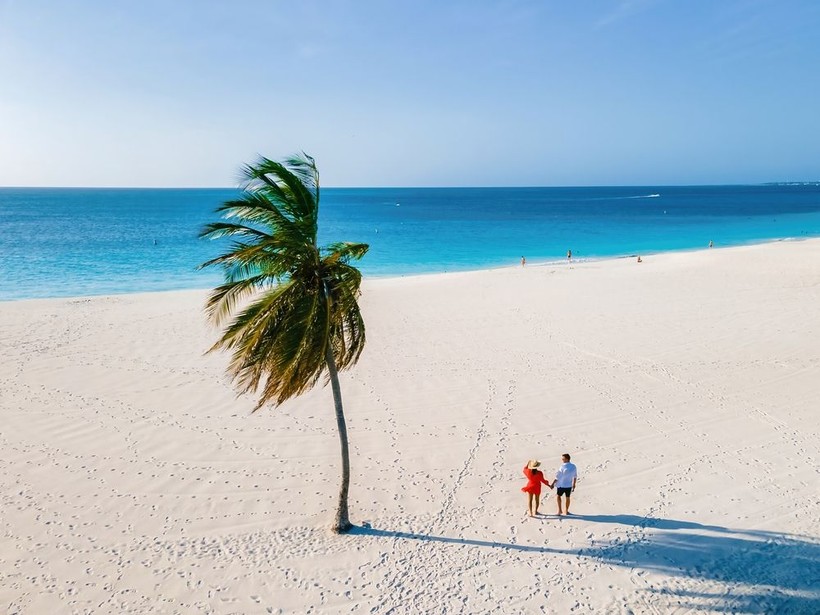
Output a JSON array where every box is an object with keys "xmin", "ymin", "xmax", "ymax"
[{"xmin": 1, "ymin": 185, "xmax": 820, "ymax": 300}]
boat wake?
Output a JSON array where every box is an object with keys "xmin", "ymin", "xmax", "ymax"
[{"xmin": 585, "ymin": 193, "xmax": 661, "ymax": 201}]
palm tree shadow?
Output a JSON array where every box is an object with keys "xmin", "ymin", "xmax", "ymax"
[
  {"xmin": 348, "ymin": 525, "xmax": 562, "ymax": 554},
  {"xmin": 578, "ymin": 524, "xmax": 820, "ymax": 613},
  {"xmin": 351, "ymin": 516, "xmax": 820, "ymax": 613}
]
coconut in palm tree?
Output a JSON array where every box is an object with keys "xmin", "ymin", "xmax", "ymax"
[{"xmin": 199, "ymin": 153, "xmax": 368, "ymax": 533}]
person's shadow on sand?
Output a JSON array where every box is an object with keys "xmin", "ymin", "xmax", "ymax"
[
  {"xmin": 351, "ymin": 516, "xmax": 820, "ymax": 613},
  {"xmin": 562, "ymin": 513, "xmax": 729, "ymax": 532}
]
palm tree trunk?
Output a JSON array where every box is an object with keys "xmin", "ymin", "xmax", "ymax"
[{"xmin": 325, "ymin": 344, "xmax": 352, "ymax": 533}]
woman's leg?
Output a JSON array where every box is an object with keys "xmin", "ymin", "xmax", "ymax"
[
  {"xmin": 527, "ymin": 493, "xmax": 535, "ymax": 516},
  {"xmin": 534, "ymin": 493, "xmax": 541, "ymax": 515}
]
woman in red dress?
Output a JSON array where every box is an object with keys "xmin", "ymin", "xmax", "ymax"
[{"xmin": 522, "ymin": 460, "xmax": 552, "ymax": 517}]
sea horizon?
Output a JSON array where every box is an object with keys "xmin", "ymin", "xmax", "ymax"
[
  {"xmin": 2, "ymin": 180, "xmax": 819, "ymax": 190},
  {"xmin": 2, "ymin": 184, "xmax": 820, "ymax": 301}
]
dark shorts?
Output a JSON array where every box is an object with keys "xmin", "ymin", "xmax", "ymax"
[{"xmin": 557, "ymin": 487, "xmax": 572, "ymax": 497}]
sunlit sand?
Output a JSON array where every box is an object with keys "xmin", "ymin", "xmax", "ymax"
[{"xmin": 1, "ymin": 240, "xmax": 818, "ymax": 613}]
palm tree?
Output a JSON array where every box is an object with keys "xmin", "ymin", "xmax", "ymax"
[{"xmin": 199, "ymin": 153, "xmax": 368, "ymax": 533}]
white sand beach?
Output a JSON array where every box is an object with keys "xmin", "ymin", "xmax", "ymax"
[{"xmin": 1, "ymin": 240, "xmax": 819, "ymax": 614}]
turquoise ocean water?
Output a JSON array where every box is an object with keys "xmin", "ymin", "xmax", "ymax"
[{"xmin": 1, "ymin": 185, "xmax": 819, "ymax": 301}]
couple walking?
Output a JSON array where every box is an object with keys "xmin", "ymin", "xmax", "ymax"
[{"xmin": 521, "ymin": 453, "xmax": 578, "ymax": 517}]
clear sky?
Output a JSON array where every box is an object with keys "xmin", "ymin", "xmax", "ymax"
[{"xmin": 1, "ymin": 0, "xmax": 819, "ymax": 187}]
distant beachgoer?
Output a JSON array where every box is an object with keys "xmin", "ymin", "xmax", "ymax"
[
  {"xmin": 567, "ymin": 249, "xmax": 572, "ymax": 262},
  {"xmin": 522, "ymin": 460, "xmax": 552, "ymax": 517},
  {"xmin": 554, "ymin": 453, "xmax": 578, "ymax": 515},
  {"xmin": 637, "ymin": 255, "xmax": 642, "ymax": 263},
  {"xmin": 709, "ymin": 240, "xmax": 713, "ymax": 248},
  {"xmin": 521, "ymin": 256, "xmax": 526, "ymax": 267}
]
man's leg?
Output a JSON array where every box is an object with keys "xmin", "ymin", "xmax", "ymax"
[
  {"xmin": 556, "ymin": 492, "xmax": 563, "ymax": 515},
  {"xmin": 565, "ymin": 495, "xmax": 571, "ymax": 514}
]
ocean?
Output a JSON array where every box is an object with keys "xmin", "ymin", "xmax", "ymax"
[{"xmin": 1, "ymin": 185, "xmax": 820, "ymax": 301}]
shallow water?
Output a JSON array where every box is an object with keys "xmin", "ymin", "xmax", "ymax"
[{"xmin": 2, "ymin": 184, "xmax": 819, "ymax": 300}]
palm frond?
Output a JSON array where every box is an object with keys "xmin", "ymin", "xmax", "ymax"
[
  {"xmin": 200, "ymin": 152, "xmax": 369, "ymax": 411},
  {"xmin": 242, "ymin": 156, "xmax": 318, "ymax": 238},
  {"xmin": 208, "ymin": 282, "xmax": 288, "ymax": 351},
  {"xmin": 322, "ymin": 242, "xmax": 369, "ymax": 265},
  {"xmin": 283, "ymin": 152, "xmax": 319, "ymax": 204},
  {"xmin": 199, "ymin": 240, "xmax": 269, "ymax": 269},
  {"xmin": 198, "ymin": 221, "xmax": 271, "ymax": 242},
  {"xmin": 258, "ymin": 284, "xmax": 327, "ymax": 406},
  {"xmin": 204, "ymin": 280, "xmax": 268, "ymax": 327},
  {"xmin": 321, "ymin": 259, "xmax": 366, "ymax": 371},
  {"xmin": 213, "ymin": 279, "xmax": 328, "ymax": 409},
  {"xmin": 209, "ymin": 192, "xmax": 307, "ymax": 241},
  {"xmin": 218, "ymin": 287, "xmax": 293, "ymax": 395}
]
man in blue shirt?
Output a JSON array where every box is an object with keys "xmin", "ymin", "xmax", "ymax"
[{"xmin": 554, "ymin": 453, "xmax": 578, "ymax": 515}]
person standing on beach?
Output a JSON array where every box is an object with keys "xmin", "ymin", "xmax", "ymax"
[
  {"xmin": 567, "ymin": 249, "xmax": 572, "ymax": 262},
  {"xmin": 521, "ymin": 460, "xmax": 551, "ymax": 517},
  {"xmin": 554, "ymin": 453, "xmax": 578, "ymax": 515},
  {"xmin": 521, "ymin": 256, "xmax": 526, "ymax": 266}
]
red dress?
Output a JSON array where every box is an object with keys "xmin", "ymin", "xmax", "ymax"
[{"xmin": 521, "ymin": 466, "xmax": 549, "ymax": 495}]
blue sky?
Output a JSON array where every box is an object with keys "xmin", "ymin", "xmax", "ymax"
[{"xmin": 1, "ymin": 0, "xmax": 819, "ymax": 187}]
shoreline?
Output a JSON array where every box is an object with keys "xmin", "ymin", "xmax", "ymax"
[{"xmin": 4, "ymin": 235, "xmax": 820, "ymax": 304}]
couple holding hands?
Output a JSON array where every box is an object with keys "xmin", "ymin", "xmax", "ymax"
[{"xmin": 521, "ymin": 453, "xmax": 578, "ymax": 517}]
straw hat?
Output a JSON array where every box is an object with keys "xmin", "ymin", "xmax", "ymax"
[{"xmin": 527, "ymin": 460, "xmax": 541, "ymax": 470}]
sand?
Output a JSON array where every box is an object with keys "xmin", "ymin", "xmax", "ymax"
[{"xmin": 1, "ymin": 240, "xmax": 819, "ymax": 614}]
